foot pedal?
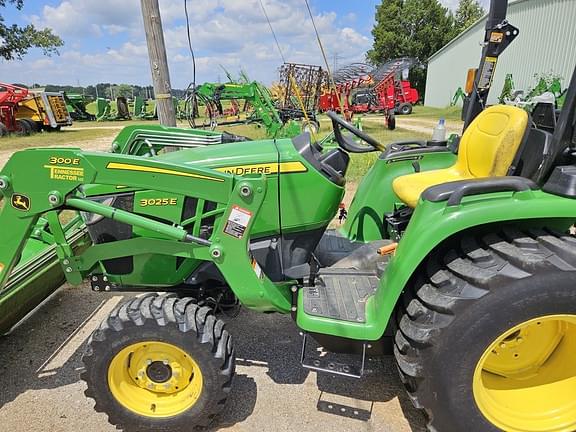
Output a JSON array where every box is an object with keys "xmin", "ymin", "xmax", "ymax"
[{"xmin": 300, "ymin": 333, "xmax": 366, "ymax": 379}]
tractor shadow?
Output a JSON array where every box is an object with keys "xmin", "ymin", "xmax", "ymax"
[
  {"xmin": 0, "ymin": 286, "xmax": 256, "ymax": 431},
  {"xmin": 0, "ymin": 288, "xmax": 425, "ymax": 431},
  {"xmin": 224, "ymin": 308, "xmax": 427, "ymax": 431},
  {"xmin": 0, "ymin": 283, "xmax": 112, "ymax": 409}
]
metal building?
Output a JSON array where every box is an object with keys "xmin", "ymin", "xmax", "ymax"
[{"xmin": 425, "ymin": 0, "xmax": 576, "ymax": 107}]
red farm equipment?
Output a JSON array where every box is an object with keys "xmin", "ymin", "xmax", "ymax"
[
  {"xmin": 319, "ymin": 58, "xmax": 420, "ymax": 129},
  {"xmin": 0, "ymin": 82, "xmax": 31, "ymax": 136}
]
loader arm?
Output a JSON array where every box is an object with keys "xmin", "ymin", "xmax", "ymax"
[
  {"xmin": 194, "ymin": 81, "xmax": 290, "ymax": 137},
  {"xmin": 0, "ymin": 148, "xmax": 292, "ymax": 312}
]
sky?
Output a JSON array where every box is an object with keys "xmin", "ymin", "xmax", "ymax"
[{"xmin": 0, "ymin": 0, "xmax": 489, "ymax": 88}]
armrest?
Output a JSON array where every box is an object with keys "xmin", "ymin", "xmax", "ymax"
[{"xmin": 422, "ymin": 177, "xmax": 538, "ymax": 206}]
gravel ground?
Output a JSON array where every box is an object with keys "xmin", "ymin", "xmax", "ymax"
[
  {"xmin": 0, "ymin": 284, "xmax": 427, "ymax": 432},
  {"xmin": 0, "ymin": 135, "xmax": 113, "ymax": 167}
]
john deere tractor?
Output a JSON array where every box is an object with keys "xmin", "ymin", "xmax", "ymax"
[{"xmin": 0, "ymin": 1, "xmax": 575, "ymax": 431}]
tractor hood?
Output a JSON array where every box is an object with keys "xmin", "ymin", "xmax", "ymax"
[
  {"xmin": 158, "ymin": 137, "xmax": 283, "ymax": 173},
  {"xmin": 82, "ymin": 132, "xmax": 347, "ymax": 235},
  {"xmin": 77, "ymin": 132, "xmax": 347, "ymax": 287}
]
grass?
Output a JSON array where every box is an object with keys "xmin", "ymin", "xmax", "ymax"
[
  {"xmin": 347, "ymin": 125, "xmax": 428, "ymax": 181},
  {"xmin": 410, "ymin": 105, "xmax": 463, "ymax": 121},
  {"xmin": 213, "ymin": 123, "xmax": 269, "ymax": 140},
  {"xmin": 0, "ymin": 128, "xmax": 118, "ymax": 151},
  {"xmin": 70, "ymin": 119, "xmax": 162, "ymax": 129}
]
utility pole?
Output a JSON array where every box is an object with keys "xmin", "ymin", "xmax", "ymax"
[{"xmin": 140, "ymin": 0, "xmax": 177, "ymax": 127}]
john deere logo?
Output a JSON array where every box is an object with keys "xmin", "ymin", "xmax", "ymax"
[{"xmin": 11, "ymin": 194, "xmax": 30, "ymax": 211}]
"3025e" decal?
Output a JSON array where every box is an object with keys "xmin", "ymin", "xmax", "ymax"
[{"xmin": 139, "ymin": 198, "xmax": 178, "ymax": 207}]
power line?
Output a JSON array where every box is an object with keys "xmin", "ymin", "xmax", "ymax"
[
  {"xmin": 303, "ymin": 0, "xmax": 344, "ymax": 114},
  {"xmin": 184, "ymin": 0, "xmax": 196, "ymax": 87},
  {"xmin": 258, "ymin": 0, "xmax": 287, "ymax": 63}
]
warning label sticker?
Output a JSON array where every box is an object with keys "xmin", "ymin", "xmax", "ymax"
[
  {"xmin": 478, "ymin": 56, "xmax": 497, "ymax": 90},
  {"xmin": 490, "ymin": 32, "xmax": 504, "ymax": 43},
  {"xmin": 223, "ymin": 205, "xmax": 252, "ymax": 239},
  {"xmin": 251, "ymin": 256, "xmax": 263, "ymax": 279},
  {"xmin": 0, "ymin": 263, "xmax": 4, "ymax": 274}
]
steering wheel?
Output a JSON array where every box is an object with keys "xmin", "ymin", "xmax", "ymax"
[{"xmin": 327, "ymin": 111, "xmax": 384, "ymax": 153}]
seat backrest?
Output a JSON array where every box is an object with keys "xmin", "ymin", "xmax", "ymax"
[
  {"xmin": 509, "ymin": 127, "xmax": 554, "ymax": 184},
  {"xmin": 456, "ymin": 105, "xmax": 529, "ymax": 177}
]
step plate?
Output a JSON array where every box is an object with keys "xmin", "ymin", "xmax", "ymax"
[{"xmin": 303, "ymin": 269, "xmax": 379, "ymax": 323}]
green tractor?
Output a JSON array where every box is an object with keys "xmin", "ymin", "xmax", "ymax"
[
  {"xmin": 189, "ymin": 80, "xmax": 304, "ymax": 138},
  {"xmin": 0, "ymin": 1, "xmax": 575, "ymax": 431}
]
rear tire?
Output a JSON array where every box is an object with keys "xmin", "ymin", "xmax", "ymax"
[
  {"xmin": 82, "ymin": 293, "xmax": 235, "ymax": 432},
  {"xmin": 398, "ymin": 103, "xmax": 413, "ymax": 115},
  {"xmin": 15, "ymin": 119, "xmax": 31, "ymax": 136},
  {"xmin": 0, "ymin": 123, "xmax": 8, "ymax": 137},
  {"xmin": 394, "ymin": 226, "xmax": 576, "ymax": 432}
]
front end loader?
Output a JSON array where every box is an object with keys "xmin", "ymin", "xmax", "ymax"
[
  {"xmin": 0, "ymin": 1, "xmax": 575, "ymax": 431},
  {"xmin": 189, "ymin": 81, "xmax": 304, "ymax": 138}
]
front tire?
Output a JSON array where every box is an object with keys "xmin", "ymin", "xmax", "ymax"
[
  {"xmin": 82, "ymin": 293, "xmax": 235, "ymax": 432},
  {"xmin": 0, "ymin": 123, "xmax": 8, "ymax": 137},
  {"xmin": 21, "ymin": 118, "xmax": 39, "ymax": 133},
  {"xmin": 386, "ymin": 112, "xmax": 396, "ymax": 130},
  {"xmin": 394, "ymin": 227, "xmax": 576, "ymax": 432}
]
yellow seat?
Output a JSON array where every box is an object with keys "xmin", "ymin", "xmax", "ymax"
[{"xmin": 392, "ymin": 105, "xmax": 529, "ymax": 207}]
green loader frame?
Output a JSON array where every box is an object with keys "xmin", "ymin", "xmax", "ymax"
[{"xmin": 1, "ymin": 1, "xmax": 576, "ymax": 431}]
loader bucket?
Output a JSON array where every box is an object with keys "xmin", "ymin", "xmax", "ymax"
[{"xmin": 0, "ymin": 199, "xmax": 88, "ymax": 334}]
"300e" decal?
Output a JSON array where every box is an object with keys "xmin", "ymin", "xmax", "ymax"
[
  {"xmin": 139, "ymin": 198, "xmax": 178, "ymax": 207},
  {"xmin": 49, "ymin": 156, "xmax": 81, "ymax": 165}
]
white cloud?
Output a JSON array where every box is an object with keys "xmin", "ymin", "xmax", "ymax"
[
  {"xmin": 29, "ymin": 0, "xmax": 141, "ymax": 38},
  {"xmin": 30, "ymin": 58, "xmax": 55, "ymax": 70},
  {"xmin": 10, "ymin": 0, "xmax": 372, "ymax": 87}
]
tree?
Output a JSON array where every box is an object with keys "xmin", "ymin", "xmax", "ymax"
[
  {"xmin": 368, "ymin": 0, "xmax": 454, "ymax": 64},
  {"xmin": 454, "ymin": 0, "xmax": 485, "ymax": 34},
  {"xmin": 367, "ymin": 0, "xmax": 455, "ymax": 97},
  {"xmin": 0, "ymin": 0, "xmax": 63, "ymax": 60},
  {"xmin": 115, "ymin": 84, "xmax": 134, "ymax": 99},
  {"xmin": 85, "ymin": 85, "xmax": 97, "ymax": 98},
  {"xmin": 105, "ymin": 84, "xmax": 115, "ymax": 100}
]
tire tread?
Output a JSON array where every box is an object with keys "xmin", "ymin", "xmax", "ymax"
[
  {"xmin": 81, "ymin": 293, "xmax": 234, "ymax": 431},
  {"xmin": 394, "ymin": 226, "xmax": 576, "ymax": 430}
]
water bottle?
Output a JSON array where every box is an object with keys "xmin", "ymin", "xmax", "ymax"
[{"xmin": 431, "ymin": 118, "xmax": 446, "ymax": 142}]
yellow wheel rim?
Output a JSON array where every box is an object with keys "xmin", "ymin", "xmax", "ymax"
[
  {"xmin": 473, "ymin": 315, "xmax": 576, "ymax": 431},
  {"xmin": 108, "ymin": 341, "xmax": 203, "ymax": 418}
]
